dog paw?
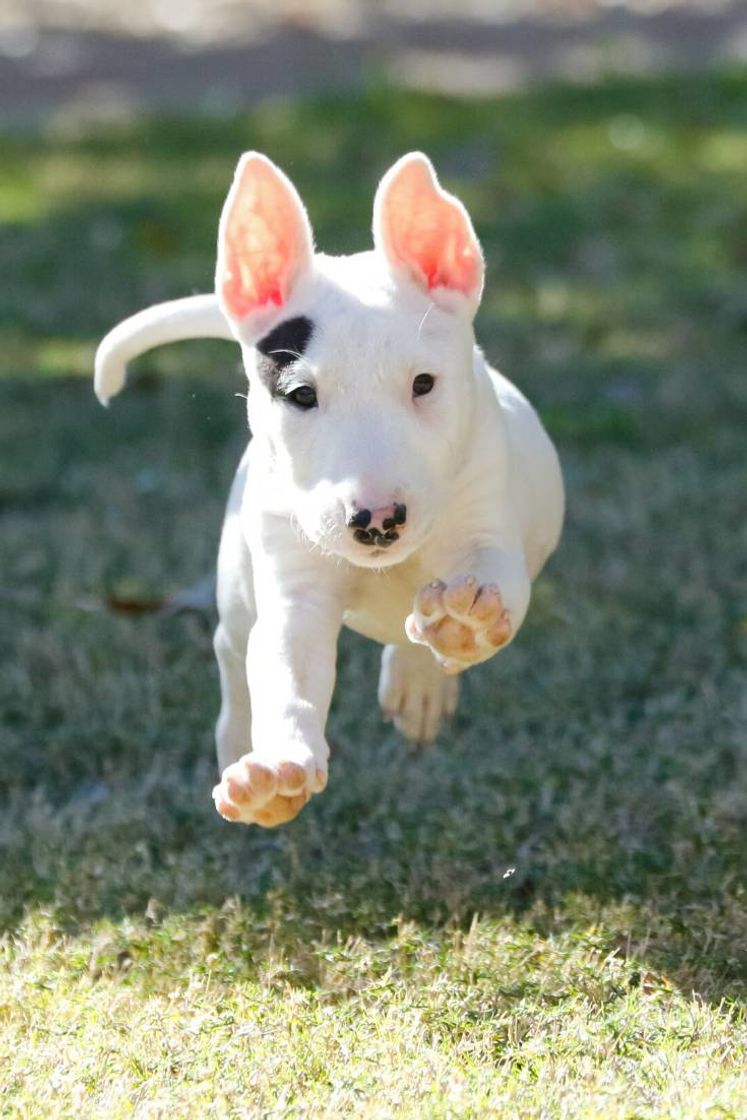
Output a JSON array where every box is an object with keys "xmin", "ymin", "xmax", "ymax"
[
  {"xmin": 212, "ymin": 752, "xmax": 327, "ymax": 828},
  {"xmin": 405, "ymin": 575, "xmax": 512, "ymax": 674},
  {"xmin": 378, "ymin": 643, "xmax": 459, "ymax": 745}
]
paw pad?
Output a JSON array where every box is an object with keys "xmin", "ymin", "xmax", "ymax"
[
  {"xmin": 406, "ymin": 575, "xmax": 511, "ymax": 673},
  {"xmin": 213, "ymin": 754, "xmax": 326, "ymax": 828}
]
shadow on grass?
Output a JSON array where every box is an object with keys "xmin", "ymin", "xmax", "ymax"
[
  {"xmin": 1, "ymin": 73, "xmax": 746, "ymax": 1009},
  {"xmin": 1, "ymin": 373, "xmax": 744, "ymax": 1010}
]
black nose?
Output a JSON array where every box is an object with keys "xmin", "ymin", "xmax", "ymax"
[
  {"xmin": 347, "ymin": 508, "xmax": 372, "ymax": 530},
  {"xmin": 347, "ymin": 503, "xmax": 407, "ymax": 547},
  {"xmin": 383, "ymin": 503, "xmax": 407, "ymax": 530}
]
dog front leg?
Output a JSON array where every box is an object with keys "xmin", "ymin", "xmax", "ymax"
[
  {"xmin": 406, "ymin": 545, "xmax": 531, "ymax": 676},
  {"xmin": 212, "ymin": 552, "xmax": 342, "ymax": 828}
]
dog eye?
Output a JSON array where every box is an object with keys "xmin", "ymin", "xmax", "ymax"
[
  {"xmin": 412, "ymin": 373, "xmax": 436, "ymax": 397},
  {"xmin": 284, "ymin": 384, "xmax": 318, "ymax": 410}
]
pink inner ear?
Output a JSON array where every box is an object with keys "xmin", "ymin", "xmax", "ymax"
[
  {"xmin": 220, "ymin": 157, "xmax": 310, "ymax": 323},
  {"xmin": 382, "ymin": 160, "xmax": 481, "ymax": 298}
]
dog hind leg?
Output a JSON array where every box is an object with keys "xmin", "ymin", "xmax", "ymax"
[{"xmin": 378, "ymin": 642, "xmax": 459, "ymax": 746}]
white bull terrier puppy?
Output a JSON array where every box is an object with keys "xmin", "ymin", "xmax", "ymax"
[{"xmin": 95, "ymin": 152, "xmax": 564, "ymax": 829}]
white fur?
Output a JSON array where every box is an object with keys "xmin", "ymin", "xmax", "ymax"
[
  {"xmin": 94, "ymin": 294, "xmax": 233, "ymax": 405},
  {"xmin": 94, "ymin": 152, "xmax": 564, "ymax": 827}
]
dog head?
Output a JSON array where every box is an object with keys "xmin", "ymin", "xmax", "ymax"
[{"xmin": 217, "ymin": 152, "xmax": 485, "ymax": 569}]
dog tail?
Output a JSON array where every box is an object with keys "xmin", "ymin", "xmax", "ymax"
[{"xmin": 94, "ymin": 294, "xmax": 235, "ymax": 405}]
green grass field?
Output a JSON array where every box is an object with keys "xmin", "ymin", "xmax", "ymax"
[{"xmin": 1, "ymin": 72, "xmax": 746, "ymax": 1117}]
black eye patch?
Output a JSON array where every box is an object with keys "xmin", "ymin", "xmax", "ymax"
[{"xmin": 256, "ymin": 316, "xmax": 314, "ymax": 396}]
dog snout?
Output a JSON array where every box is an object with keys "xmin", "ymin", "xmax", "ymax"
[{"xmin": 346, "ymin": 502, "xmax": 407, "ymax": 547}]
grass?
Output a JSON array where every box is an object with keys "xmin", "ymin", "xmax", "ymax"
[{"xmin": 1, "ymin": 70, "xmax": 747, "ymax": 1117}]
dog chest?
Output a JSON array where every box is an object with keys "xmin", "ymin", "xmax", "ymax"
[{"xmin": 342, "ymin": 559, "xmax": 427, "ymax": 645}]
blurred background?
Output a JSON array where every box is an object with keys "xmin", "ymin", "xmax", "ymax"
[
  {"xmin": 1, "ymin": 1, "xmax": 746, "ymax": 123},
  {"xmin": 1, "ymin": 0, "xmax": 747, "ymax": 1086}
]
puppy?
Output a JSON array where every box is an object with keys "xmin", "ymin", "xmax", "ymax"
[{"xmin": 95, "ymin": 152, "xmax": 564, "ymax": 828}]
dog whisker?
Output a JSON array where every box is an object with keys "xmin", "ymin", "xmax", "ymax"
[
  {"xmin": 268, "ymin": 348, "xmax": 315, "ymax": 376},
  {"xmin": 416, "ymin": 302, "xmax": 436, "ymax": 339},
  {"xmin": 268, "ymin": 348, "xmax": 302, "ymax": 360}
]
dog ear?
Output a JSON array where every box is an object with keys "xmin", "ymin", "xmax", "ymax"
[
  {"xmin": 373, "ymin": 152, "xmax": 484, "ymax": 318},
  {"xmin": 216, "ymin": 152, "xmax": 315, "ymax": 341}
]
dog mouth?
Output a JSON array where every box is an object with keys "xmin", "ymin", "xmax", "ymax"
[{"xmin": 347, "ymin": 545, "xmax": 406, "ymax": 568}]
